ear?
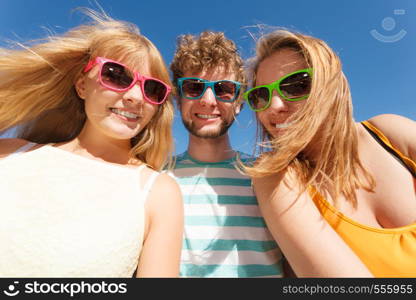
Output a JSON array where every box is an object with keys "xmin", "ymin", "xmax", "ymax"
[{"xmin": 75, "ymin": 76, "xmax": 86, "ymax": 99}]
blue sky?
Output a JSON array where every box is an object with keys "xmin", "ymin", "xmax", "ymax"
[{"xmin": 1, "ymin": 0, "xmax": 415, "ymax": 155}]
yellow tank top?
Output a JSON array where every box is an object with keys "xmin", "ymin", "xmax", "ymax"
[{"xmin": 310, "ymin": 121, "xmax": 416, "ymax": 277}]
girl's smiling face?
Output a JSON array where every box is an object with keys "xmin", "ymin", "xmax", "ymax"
[
  {"xmin": 76, "ymin": 57, "xmax": 159, "ymax": 142},
  {"xmin": 256, "ymin": 48, "xmax": 309, "ymax": 138}
]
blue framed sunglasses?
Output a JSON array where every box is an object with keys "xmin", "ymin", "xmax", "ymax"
[{"xmin": 177, "ymin": 77, "xmax": 242, "ymax": 103}]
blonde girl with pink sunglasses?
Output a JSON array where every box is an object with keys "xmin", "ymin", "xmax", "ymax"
[{"xmin": 0, "ymin": 9, "xmax": 183, "ymax": 277}]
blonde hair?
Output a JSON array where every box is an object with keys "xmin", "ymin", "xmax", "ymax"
[
  {"xmin": 170, "ymin": 31, "xmax": 247, "ymax": 106},
  {"xmin": 0, "ymin": 9, "xmax": 174, "ymax": 171},
  {"xmin": 244, "ymin": 29, "xmax": 375, "ymax": 205}
]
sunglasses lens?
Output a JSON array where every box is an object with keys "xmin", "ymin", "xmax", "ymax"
[
  {"xmin": 181, "ymin": 79, "xmax": 205, "ymax": 98},
  {"xmin": 144, "ymin": 79, "xmax": 168, "ymax": 104},
  {"xmin": 247, "ymin": 87, "xmax": 270, "ymax": 111},
  {"xmin": 214, "ymin": 81, "xmax": 238, "ymax": 101},
  {"xmin": 280, "ymin": 71, "xmax": 311, "ymax": 99},
  {"xmin": 101, "ymin": 62, "xmax": 134, "ymax": 89}
]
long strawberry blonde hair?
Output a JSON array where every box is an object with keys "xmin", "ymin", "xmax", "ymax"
[
  {"xmin": 243, "ymin": 29, "xmax": 375, "ymax": 205},
  {"xmin": 0, "ymin": 9, "xmax": 174, "ymax": 170}
]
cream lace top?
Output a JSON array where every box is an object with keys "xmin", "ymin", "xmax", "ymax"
[{"xmin": 0, "ymin": 143, "xmax": 158, "ymax": 277}]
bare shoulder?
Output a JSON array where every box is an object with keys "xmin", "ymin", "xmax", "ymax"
[
  {"xmin": 141, "ymin": 167, "xmax": 179, "ymax": 190},
  {"xmin": 142, "ymin": 167, "xmax": 182, "ymax": 204},
  {"xmin": 367, "ymin": 114, "xmax": 415, "ymax": 134},
  {"xmin": 366, "ymin": 114, "xmax": 416, "ymax": 157},
  {"xmin": 153, "ymin": 172, "xmax": 181, "ymax": 190},
  {"xmin": 0, "ymin": 138, "xmax": 30, "ymax": 158},
  {"xmin": 143, "ymin": 167, "xmax": 183, "ymax": 223},
  {"xmin": 252, "ymin": 169, "xmax": 303, "ymax": 205},
  {"xmin": 252, "ymin": 169, "xmax": 300, "ymax": 195}
]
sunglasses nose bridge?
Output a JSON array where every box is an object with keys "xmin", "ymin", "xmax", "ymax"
[
  {"xmin": 132, "ymin": 72, "xmax": 145, "ymax": 87},
  {"xmin": 123, "ymin": 82, "xmax": 145, "ymax": 105},
  {"xmin": 268, "ymin": 80, "xmax": 283, "ymax": 100}
]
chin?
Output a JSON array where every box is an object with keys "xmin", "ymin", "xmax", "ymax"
[
  {"xmin": 108, "ymin": 133, "xmax": 137, "ymax": 141},
  {"xmin": 187, "ymin": 117, "xmax": 234, "ymax": 139},
  {"xmin": 265, "ymin": 128, "xmax": 281, "ymax": 139},
  {"xmin": 193, "ymin": 123, "xmax": 231, "ymax": 139},
  {"xmin": 104, "ymin": 126, "xmax": 142, "ymax": 141}
]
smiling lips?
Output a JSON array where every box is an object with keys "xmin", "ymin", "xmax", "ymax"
[
  {"xmin": 110, "ymin": 108, "xmax": 140, "ymax": 121},
  {"xmin": 195, "ymin": 113, "xmax": 220, "ymax": 120},
  {"xmin": 274, "ymin": 121, "xmax": 294, "ymax": 129}
]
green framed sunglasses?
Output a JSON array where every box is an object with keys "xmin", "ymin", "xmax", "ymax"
[{"xmin": 244, "ymin": 68, "xmax": 313, "ymax": 112}]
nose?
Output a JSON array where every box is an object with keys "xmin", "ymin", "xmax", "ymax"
[
  {"xmin": 199, "ymin": 86, "xmax": 217, "ymax": 106},
  {"xmin": 123, "ymin": 84, "xmax": 144, "ymax": 105}
]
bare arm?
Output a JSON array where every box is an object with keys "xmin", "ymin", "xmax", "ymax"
[
  {"xmin": 136, "ymin": 173, "xmax": 184, "ymax": 277},
  {"xmin": 367, "ymin": 114, "xmax": 416, "ymax": 162},
  {"xmin": 253, "ymin": 172, "xmax": 373, "ymax": 278}
]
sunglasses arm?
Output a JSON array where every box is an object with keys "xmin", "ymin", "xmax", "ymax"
[{"xmin": 83, "ymin": 57, "xmax": 102, "ymax": 73}]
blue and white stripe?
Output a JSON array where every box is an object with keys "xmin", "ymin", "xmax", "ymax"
[{"xmin": 170, "ymin": 152, "xmax": 283, "ymax": 278}]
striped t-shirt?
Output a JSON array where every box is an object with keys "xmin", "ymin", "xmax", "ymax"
[{"xmin": 171, "ymin": 151, "xmax": 283, "ymax": 277}]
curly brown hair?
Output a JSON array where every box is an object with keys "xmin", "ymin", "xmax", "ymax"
[{"xmin": 170, "ymin": 31, "xmax": 246, "ymax": 103}]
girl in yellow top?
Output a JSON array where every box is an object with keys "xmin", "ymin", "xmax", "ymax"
[
  {"xmin": 0, "ymin": 9, "xmax": 183, "ymax": 277},
  {"xmin": 243, "ymin": 29, "xmax": 415, "ymax": 277}
]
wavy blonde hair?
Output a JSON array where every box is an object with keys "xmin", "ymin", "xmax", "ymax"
[
  {"xmin": 244, "ymin": 29, "xmax": 375, "ymax": 205},
  {"xmin": 170, "ymin": 31, "xmax": 247, "ymax": 107},
  {"xmin": 0, "ymin": 9, "xmax": 174, "ymax": 171}
]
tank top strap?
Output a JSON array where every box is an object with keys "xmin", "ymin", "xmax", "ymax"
[
  {"xmin": 361, "ymin": 121, "xmax": 416, "ymax": 177},
  {"xmin": 141, "ymin": 170, "xmax": 160, "ymax": 204}
]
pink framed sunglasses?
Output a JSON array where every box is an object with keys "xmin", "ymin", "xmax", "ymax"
[{"xmin": 83, "ymin": 57, "xmax": 171, "ymax": 105}]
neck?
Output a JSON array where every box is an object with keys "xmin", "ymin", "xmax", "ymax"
[
  {"xmin": 61, "ymin": 123, "xmax": 133, "ymax": 165},
  {"xmin": 301, "ymin": 142, "xmax": 321, "ymax": 163},
  {"xmin": 300, "ymin": 122, "xmax": 359, "ymax": 168},
  {"xmin": 187, "ymin": 133, "xmax": 235, "ymax": 163}
]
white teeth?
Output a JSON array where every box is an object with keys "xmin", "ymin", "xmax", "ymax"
[
  {"xmin": 275, "ymin": 121, "xmax": 294, "ymax": 129},
  {"xmin": 111, "ymin": 108, "xmax": 139, "ymax": 119},
  {"xmin": 197, "ymin": 114, "xmax": 218, "ymax": 119}
]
